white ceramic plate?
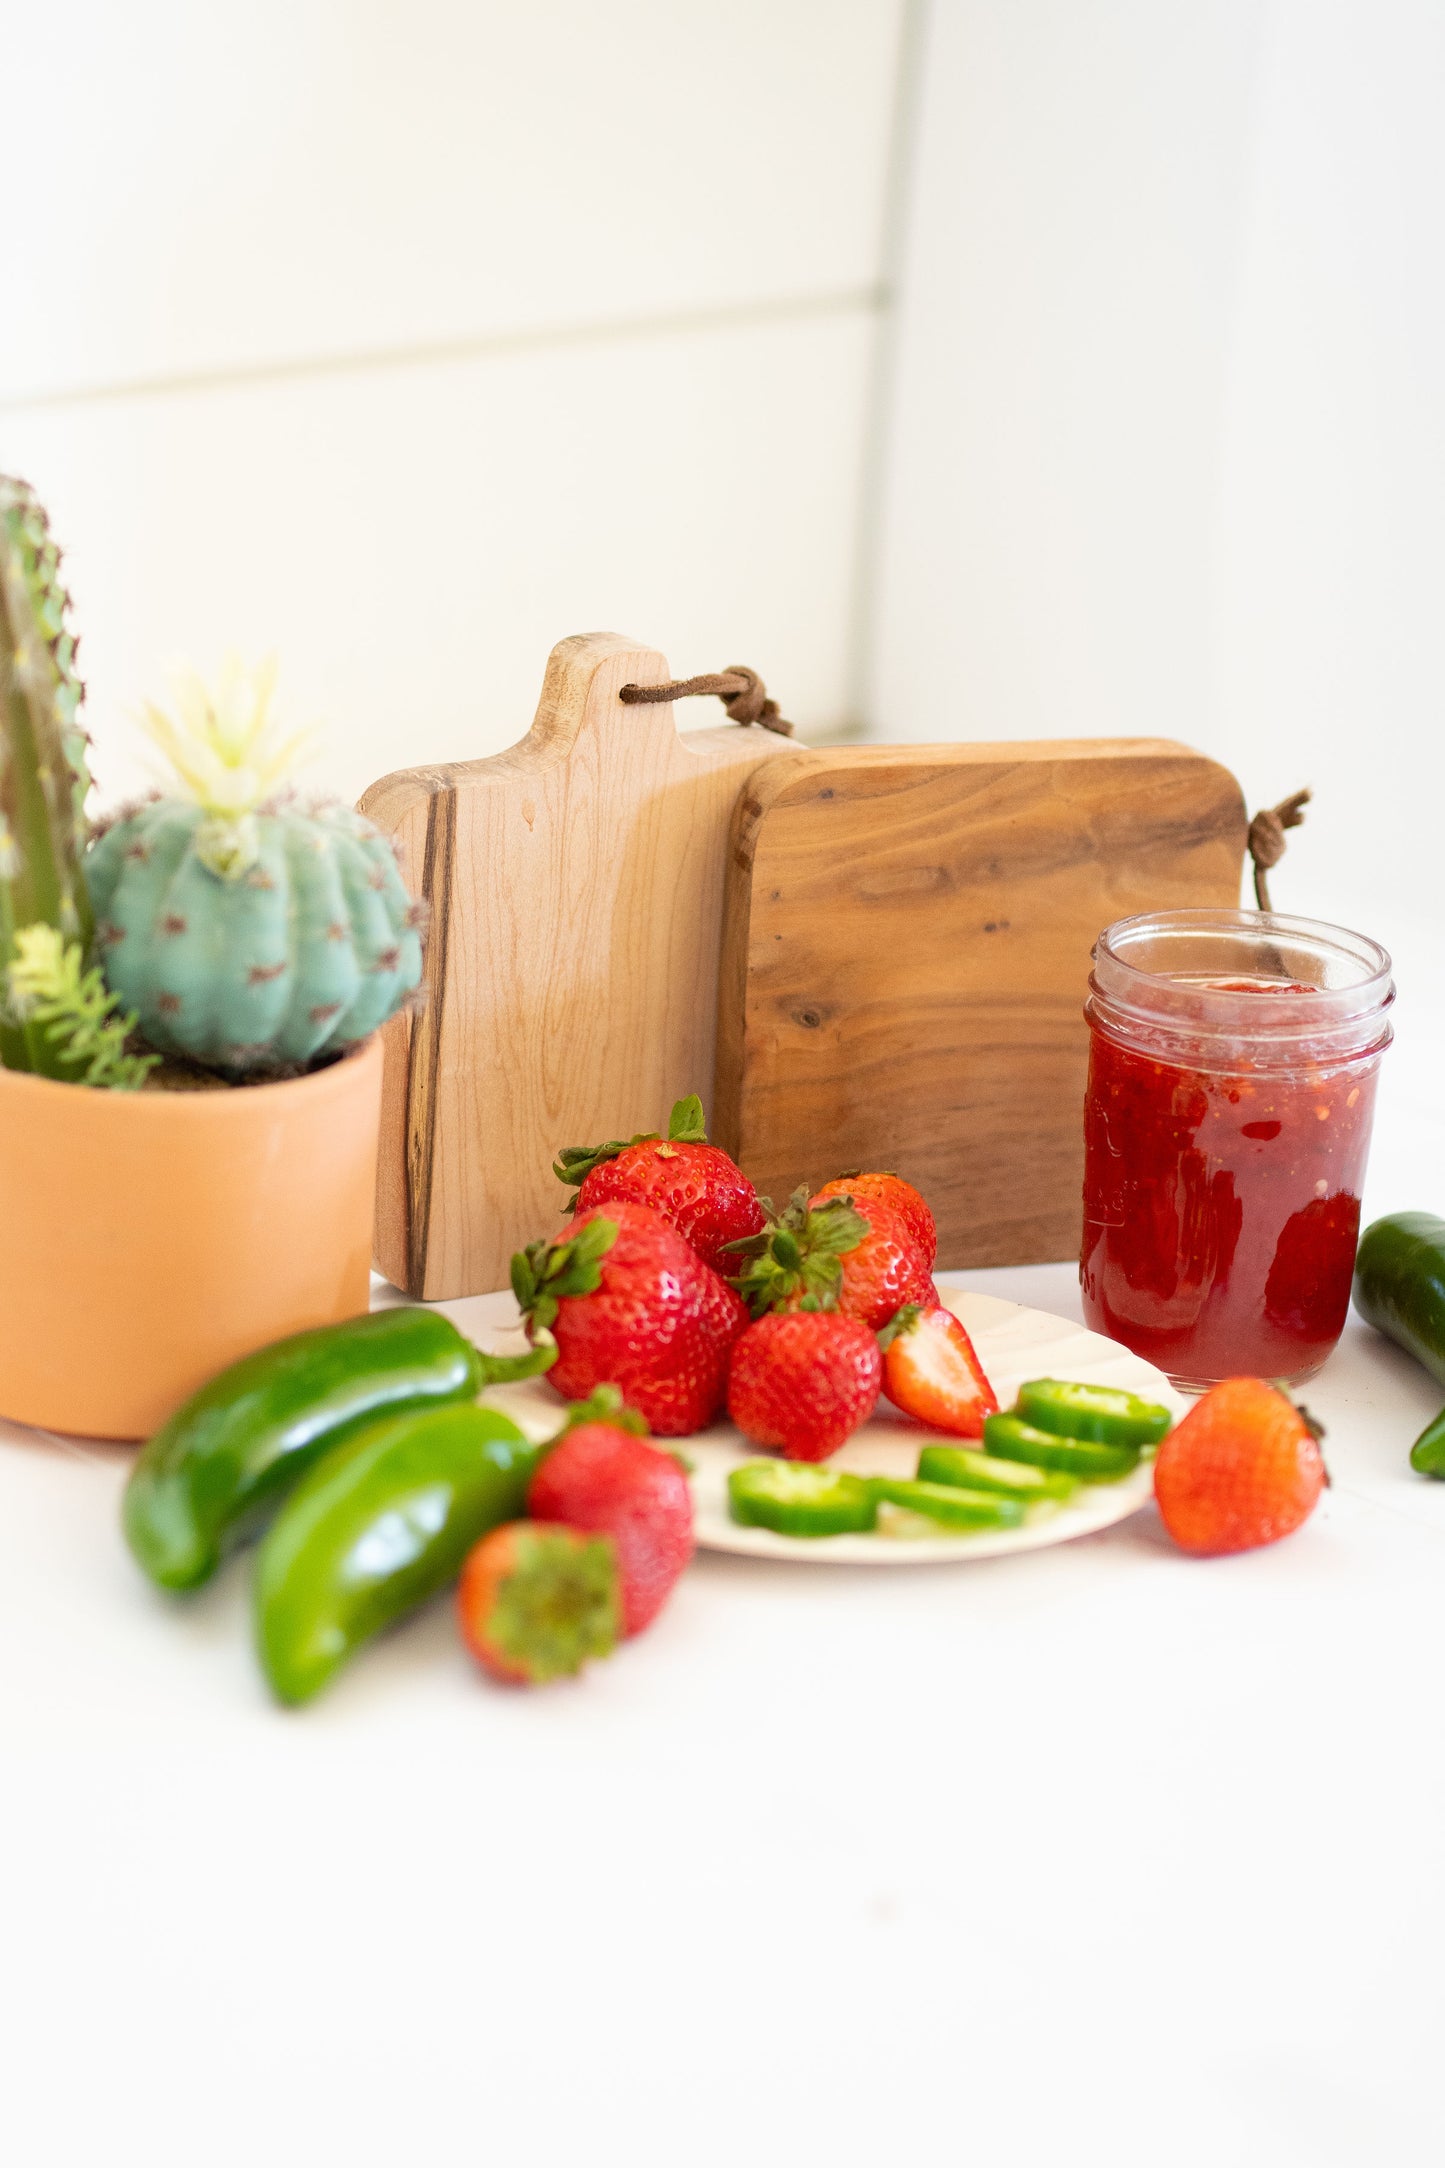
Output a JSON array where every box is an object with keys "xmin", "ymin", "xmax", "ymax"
[{"xmin": 455, "ymin": 1283, "xmax": 1187, "ymax": 1566}]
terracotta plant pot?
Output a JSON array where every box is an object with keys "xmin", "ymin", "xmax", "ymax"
[{"xmin": 0, "ymin": 1036, "xmax": 384, "ymax": 1440}]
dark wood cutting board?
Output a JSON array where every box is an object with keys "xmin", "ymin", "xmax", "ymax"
[{"xmin": 712, "ymin": 739, "xmax": 1247, "ymax": 1268}]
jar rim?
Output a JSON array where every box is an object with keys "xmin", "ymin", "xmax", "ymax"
[{"xmin": 1089, "ymin": 908, "xmax": 1394, "ymax": 1067}]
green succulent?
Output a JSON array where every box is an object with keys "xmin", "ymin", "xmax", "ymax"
[
  {"xmin": 0, "ymin": 475, "xmax": 94, "ymax": 1076},
  {"xmin": 85, "ymin": 656, "xmax": 424, "ymax": 1076}
]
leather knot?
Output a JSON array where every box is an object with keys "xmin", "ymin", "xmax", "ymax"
[
  {"xmin": 718, "ymin": 664, "xmax": 785, "ymax": 732},
  {"xmin": 1248, "ymin": 788, "xmax": 1311, "ymax": 911}
]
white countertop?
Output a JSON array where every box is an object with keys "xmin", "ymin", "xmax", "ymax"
[
  {"xmin": 5, "ymin": 1247, "xmax": 1445, "ymax": 2168},
  {"xmin": 7, "ymin": 895, "xmax": 1444, "ymax": 2168}
]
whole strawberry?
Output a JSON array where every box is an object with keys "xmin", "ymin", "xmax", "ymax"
[
  {"xmin": 511, "ymin": 1201, "xmax": 742, "ymax": 1435},
  {"xmin": 528, "ymin": 1391, "xmax": 695, "ymax": 1634},
  {"xmin": 731, "ymin": 1187, "xmax": 933, "ymax": 1332},
  {"xmin": 818, "ymin": 1190, "xmax": 935, "ymax": 1329},
  {"xmin": 555, "ymin": 1094, "xmax": 765, "ymax": 1270},
  {"xmin": 1153, "ymin": 1377, "xmax": 1327, "ymax": 1556},
  {"xmin": 812, "ymin": 1172, "xmax": 937, "ymax": 1269},
  {"xmin": 727, "ymin": 1310, "xmax": 882, "ymax": 1461},
  {"xmin": 457, "ymin": 1522, "xmax": 621, "ymax": 1684},
  {"xmin": 697, "ymin": 1262, "xmax": 751, "ymax": 1355}
]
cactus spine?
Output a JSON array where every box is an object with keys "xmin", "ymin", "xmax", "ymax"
[{"xmin": 0, "ymin": 476, "xmax": 94, "ymax": 1076}]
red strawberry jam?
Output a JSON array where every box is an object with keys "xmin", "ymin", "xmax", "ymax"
[{"xmin": 1080, "ymin": 919, "xmax": 1393, "ymax": 1387}]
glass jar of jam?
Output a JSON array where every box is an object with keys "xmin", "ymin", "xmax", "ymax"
[{"xmin": 1081, "ymin": 910, "xmax": 1393, "ymax": 1388}]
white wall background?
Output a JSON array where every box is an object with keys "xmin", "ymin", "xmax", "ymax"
[
  {"xmin": 2, "ymin": 0, "xmax": 910, "ymax": 806},
  {"xmin": 873, "ymin": 0, "xmax": 1445, "ymax": 948},
  {"xmin": 869, "ymin": 0, "xmax": 1445, "ymax": 1211},
  {"xmin": 6, "ymin": 0, "xmax": 1441, "ymax": 1176}
]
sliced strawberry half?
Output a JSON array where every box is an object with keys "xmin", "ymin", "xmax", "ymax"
[{"xmin": 878, "ymin": 1302, "xmax": 999, "ymax": 1438}]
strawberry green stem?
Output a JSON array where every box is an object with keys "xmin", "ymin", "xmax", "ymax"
[
  {"xmin": 484, "ymin": 1526, "xmax": 620, "ymax": 1682},
  {"xmin": 510, "ymin": 1215, "xmax": 619, "ymax": 1330},
  {"xmin": 728, "ymin": 1185, "xmax": 869, "ymax": 1316}
]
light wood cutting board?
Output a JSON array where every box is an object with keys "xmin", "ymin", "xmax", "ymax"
[
  {"xmin": 359, "ymin": 632, "xmax": 798, "ymax": 1299},
  {"xmin": 712, "ymin": 739, "xmax": 1246, "ymax": 1269}
]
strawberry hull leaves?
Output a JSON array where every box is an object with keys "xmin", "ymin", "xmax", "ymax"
[
  {"xmin": 807, "ymin": 1186, "xmax": 935, "ymax": 1330},
  {"xmin": 812, "ymin": 1173, "xmax": 938, "ymax": 1269},
  {"xmin": 727, "ymin": 1187, "xmax": 870, "ymax": 1316},
  {"xmin": 553, "ymin": 1094, "xmax": 708, "ymax": 1196},
  {"xmin": 549, "ymin": 1384, "xmax": 650, "ymax": 1441},
  {"xmin": 557, "ymin": 1094, "xmax": 765, "ymax": 1268},
  {"xmin": 457, "ymin": 1522, "xmax": 621, "ymax": 1686},
  {"xmin": 511, "ymin": 1214, "xmax": 620, "ymax": 1331},
  {"xmin": 730, "ymin": 1183, "xmax": 932, "ymax": 1331}
]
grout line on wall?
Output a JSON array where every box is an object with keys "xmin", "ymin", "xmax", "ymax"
[
  {"xmin": 0, "ymin": 286, "xmax": 886, "ymax": 417},
  {"xmin": 843, "ymin": 0, "xmax": 933, "ymax": 739}
]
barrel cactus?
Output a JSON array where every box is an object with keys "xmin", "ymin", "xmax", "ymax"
[
  {"xmin": 0, "ymin": 475, "xmax": 94, "ymax": 1076},
  {"xmin": 86, "ymin": 657, "xmax": 423, "ymax": 1076}
]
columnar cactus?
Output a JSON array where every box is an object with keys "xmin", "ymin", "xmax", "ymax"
[
  {"xmin": 85, "ymin": 658, "xmax": 423, "ymax": 1076},
  {"xmin": 0, "ymin": 476, "xmax": 94, "ymax": 1075}
]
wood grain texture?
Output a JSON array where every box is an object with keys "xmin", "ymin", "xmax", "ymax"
[
  {"xmin": 360, "ymin": 633, "xmax": 798, "ymax": 1298},
  {"xmin": 713, "ymin": 740, "xmax": 1247, "ymax": 1269}
]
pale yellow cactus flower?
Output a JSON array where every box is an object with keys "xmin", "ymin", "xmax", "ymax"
[{"xmin": 137, "ymin": 654, "xmax": 317, "ymax": 879}]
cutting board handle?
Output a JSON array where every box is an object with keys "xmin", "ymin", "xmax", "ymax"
[{"xmin": 525, "ymin": 631, "xmax": 683, "ymax": 763}]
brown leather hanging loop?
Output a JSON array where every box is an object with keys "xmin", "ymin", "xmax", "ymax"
[
  {"xmin": 618, "ymin": 666, "xmax": 794, "ymax": 736},
  {"xmin": 1248, "ymin": 788, "xmax": 1311, "ymax": 911}
]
